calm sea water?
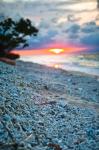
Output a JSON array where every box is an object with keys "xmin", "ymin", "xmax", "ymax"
[{"xmin": 20, "ymin": 53, "xmax": 99, "ymax": 76}]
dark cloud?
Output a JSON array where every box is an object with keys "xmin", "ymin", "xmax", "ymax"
[
  {"xmin": 79, "ymin": 21, "xmax": 99, "ymax": 52},
  {"xmin": 81, "ymin": 32, "xmax": 99, "ymax": 47},
  {"xmin": 81, "ymin": 22, "xmax": 99, "ymax": 33},
  {"xmin": 65, "ymin": 24, "xmax": 80, "ymax": 33},
  {"xmin": 97, "ymin": 0, "xmax": 99, "ymax": 9}
]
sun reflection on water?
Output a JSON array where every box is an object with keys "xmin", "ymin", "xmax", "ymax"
[{"xmin": 54, "ymin": 64, "xmax": 60, "ymax": 69}]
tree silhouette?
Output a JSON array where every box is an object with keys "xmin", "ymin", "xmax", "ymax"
[{"xmin": 0, "ymin": 18, "xmax": 38, "ymax": 59}]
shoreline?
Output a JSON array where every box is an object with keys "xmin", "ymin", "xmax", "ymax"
[
  {"xmin": 20, "ymin": 59, "xmax": 99, "ymax": 78},
  {"xmin": 20, "ymin": 52, "xmax": 99, "ymax": 77},
  {"xmin": 0, "ymin": 61, "xmax": 99, "ymax": 150}
]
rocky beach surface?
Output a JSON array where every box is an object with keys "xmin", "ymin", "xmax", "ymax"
[{"xmin": 0, "ymin": 61, "xmax": 99, "ymax": 150}]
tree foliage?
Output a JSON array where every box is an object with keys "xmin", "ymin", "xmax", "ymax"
[{"xmin": 0, "ymin": 18, "xmax": 38, "ymax": 57}]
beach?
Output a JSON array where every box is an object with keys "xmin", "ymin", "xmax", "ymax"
[{"xmin": 0, "ymin": 61, "xmax": 99, "ymax": 150}]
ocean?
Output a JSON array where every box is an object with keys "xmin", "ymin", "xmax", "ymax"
[{"xmin": 20, "ymin": 53, "xmax": 99, "ymax": 76}]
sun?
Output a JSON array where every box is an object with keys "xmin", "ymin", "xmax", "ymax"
[{"xmin": 49, "ymin": 48, "xmax": 64, "ymax": 54}]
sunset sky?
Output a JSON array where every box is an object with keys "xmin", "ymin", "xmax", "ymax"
[{"xmin": 0, "ymin": 0, "xmax": 99, "ymax": 55}]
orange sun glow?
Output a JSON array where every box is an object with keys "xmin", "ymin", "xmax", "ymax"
[
  {"xmin": 49, "ymin": 48, "xmax": 64, "ymax": 54},
  {"xmin": 12, "ymin": 45, "xmax": 89, "ymax": 56}
]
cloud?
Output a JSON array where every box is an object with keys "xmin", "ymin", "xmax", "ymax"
[
  {"xmin": 81, "ymin": 32, "xmax": 99, "ymax": 46},
  {"xmin": 81, "ymin": 21, "xmax": 99, "ymax": 33},
  {"xmin": 79, "ymin": 21, "xmax": 99, "ymax": 51},
  {"xmin": 25, "ymin": 29, "xmax": 57, "ymax": 49},
  {"xmin": 65, "ymin": 23, "xmax": 80, "ymax": 33},
  {"xmin": 77, "ymin": 21, "xmax": 99, "ymax": 52},
  {"xmin": 0, "ymin": 0, "xmax": 99, "ymax": 53}
]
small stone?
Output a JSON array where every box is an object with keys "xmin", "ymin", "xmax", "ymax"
[
  {"xmin": 58, "ymin": 100, "xmax": 68, "ymax": 107},
  {"xmin": 50, "ymin": 111, "xmax": 55, "ymax": 115},
  {"xmin": 78, "ymin": 88, "xmax": 83, "ymax": 91},
  {"xmin": 44, "ymin": 85, "xmax": 48, "ymax": 90},
  {"xmin": 72, "ymin": 82, "xmax": 76, "ymax": 85},
  {"xmin": 86, "ymin": 128, "xmax": 95, "ymax": 138},
  {"xmin": 60, "ymin": 114, "xmax": 65, "ymax": 119},
  {"xmin": 93, "ymin": 89, "xmax": 97, "ymax": 92},
  {"xmin": 38, "ymin": 122, "xmax": 44, "ymax": 126},
  {"xmin": 3, "ymin": 114, "xmax": 11, "ymax": 122},
  {"xmin": 67, "ymin": 79, "xmax": 71, "ymax": 82}
]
